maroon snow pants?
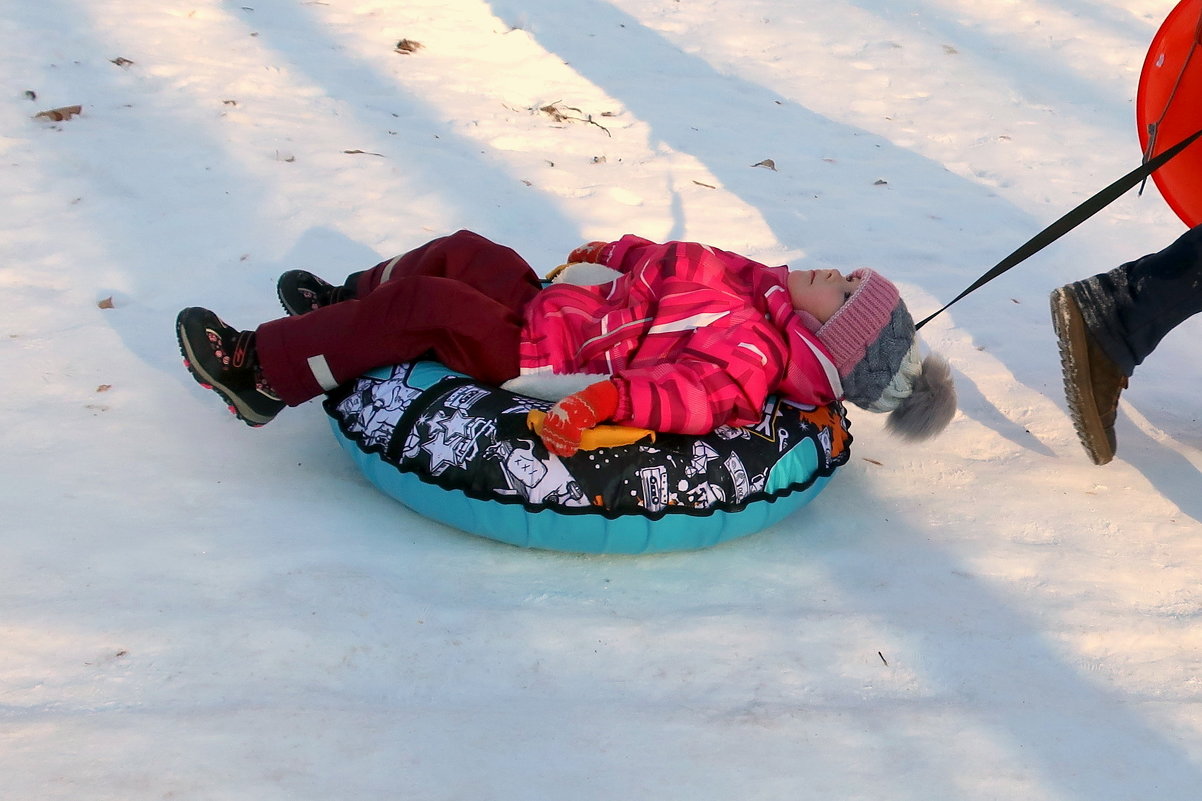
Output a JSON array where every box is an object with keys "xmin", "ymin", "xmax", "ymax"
[{"xmin": 256, "ymin": 230, "xmax": 543, "ymax": 405}]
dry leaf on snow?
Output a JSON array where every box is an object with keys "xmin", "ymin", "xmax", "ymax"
[
  {"xmin": 540, "ymin": 102, "xmax": 573, "ymax": 122},
  {"xmin": 35, "ymin": 105, "xmax": 82, "ymax": 122},
  {"xmin": 537, "ymin": 102, "xmax": 612, "ymax": 136}
]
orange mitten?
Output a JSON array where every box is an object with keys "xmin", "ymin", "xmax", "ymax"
[
  {"xmin": 540, "ymin": 380, "xmax": 620, "ymax": 457},
  {"xmin": 567, "ymin": 241, "xmax": 609, "ymax": 264}
]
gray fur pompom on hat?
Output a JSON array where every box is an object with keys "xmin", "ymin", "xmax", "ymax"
[{"xmin": 884, "ymin": 352, "xmax": 957, "ymax": 441}]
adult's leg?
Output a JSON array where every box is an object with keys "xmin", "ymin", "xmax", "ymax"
[
  {"xmin": 1071, "ymin": 225, "xmax": 1202, "ymax": 375},
  {"xmin": 1051, "ymin": 224, "xmax": 1202, "ymax": 464},
  {"xmin": 256, "ymin": 275, "xmax": 526, "ymax": 405}
]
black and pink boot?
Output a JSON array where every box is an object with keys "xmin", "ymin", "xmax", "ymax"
[
  {"xmin": 276, "ymin": 270, "xmax": 355, "ymax": 317},
  {"xmin": 175, "ymin": 307, "xmax": 285, "ymax": 426}
]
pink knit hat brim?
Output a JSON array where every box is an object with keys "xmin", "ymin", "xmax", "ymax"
[{"xmin": 816, "ymin": 268, "xmax": 901, "ymax": 376}]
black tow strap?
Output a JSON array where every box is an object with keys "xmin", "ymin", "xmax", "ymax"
[{"xmin": 915, "ymin": 126, "xmax": 1202, "ymax": 330}]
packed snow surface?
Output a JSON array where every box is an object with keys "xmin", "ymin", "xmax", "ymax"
[{"xmin": 3, "ymin": 1, "xmax": 1202, "ymax": 798}]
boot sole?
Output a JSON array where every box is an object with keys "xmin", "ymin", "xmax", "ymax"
[
  {"xmin": 276, "ymin": 285, "xmax": 305, "ymax": 318},
  {"xmin": 1050, "ymin": 287, "xmax": 1115, "ymax": 465},
  {"xmin": 176, "ymin": 313, "xmax": 276, "ymax": 427}
]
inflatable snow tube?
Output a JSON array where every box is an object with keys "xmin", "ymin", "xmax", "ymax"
[
  {"xmin": 324, "ymin": 360, "xmax": 851, "ymax": 554},
  {"xmin": 1137, "ymin": 0, "xmax": 1202, "ymax": 227}
]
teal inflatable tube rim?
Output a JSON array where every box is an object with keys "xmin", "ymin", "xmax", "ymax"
[{"xmin": 323, "ymin": 361, "xmax": 851, "ymax": 550}]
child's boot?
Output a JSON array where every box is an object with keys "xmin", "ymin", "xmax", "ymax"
[
  {"xmin": 176, "ymin": 307, "xmax": 286, "ymax": 426},
  {"xmin": 277, "ymin": 270, "xmax": 354, "ymax": 316}
]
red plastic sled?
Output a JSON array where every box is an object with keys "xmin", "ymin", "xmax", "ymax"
[{"xmin": 1137, "ymin": 0, "xmax": 1202, "ymax": 227}]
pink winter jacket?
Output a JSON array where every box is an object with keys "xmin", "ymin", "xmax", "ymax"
[{"xmin": 517, "ymin": 236, "xmax": 843, "ymax": 435}]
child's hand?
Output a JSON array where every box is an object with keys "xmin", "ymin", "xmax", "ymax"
[{"xmin": 540, "ymin": 380, "xmax": 619, "ymax": 457}]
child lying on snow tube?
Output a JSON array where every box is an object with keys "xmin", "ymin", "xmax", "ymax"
[{"xmin": 175, "ymin": 230, "xmax": 956, "ymax": 452}]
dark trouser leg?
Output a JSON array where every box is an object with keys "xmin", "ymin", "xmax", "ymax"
[
  {"xmin": 255, "ymin": 231, "xmax": 542, "ymax": 405},
  {"xmin": 256, "ymin": 276, "xmax": 528, "ymax": 405},
  {"xmin": 346, "ymin": 229, "xmax": 542, "ymax": 313},
  {"xmin": 1071, "ymin": 225, "xmax": 1202, "ymax": 375}
]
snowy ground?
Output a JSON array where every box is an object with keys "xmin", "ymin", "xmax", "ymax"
[{"xmin": 4, "ymin": 0, "xmax": 1202, "ymax": 798}]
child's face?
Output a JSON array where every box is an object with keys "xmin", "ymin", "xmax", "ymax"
[{"xmin": 787, "ymin": 269, "xmax": 863, "ymax": 323}]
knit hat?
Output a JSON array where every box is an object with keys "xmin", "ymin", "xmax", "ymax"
[{"xmin": 815, "ymin": 268, "xmax": 956, "ymax": 440}]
